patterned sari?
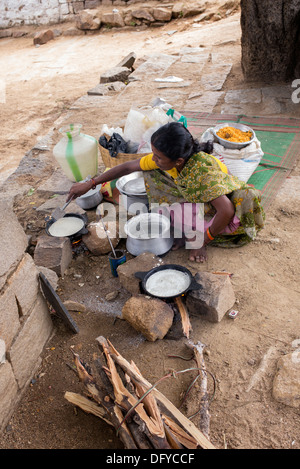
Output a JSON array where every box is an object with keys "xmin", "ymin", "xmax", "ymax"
[{"xmin": 143, "ymin": 152, "xmax": 265, "ymax": 247}]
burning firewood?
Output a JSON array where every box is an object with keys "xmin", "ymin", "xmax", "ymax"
[
  {"xmin": 174, "ymin": 296, "xmax": 192, "ymax": 339},
  {"xmin": 64, "ymin": 336, "xmax": 215, "ymax": 450}
]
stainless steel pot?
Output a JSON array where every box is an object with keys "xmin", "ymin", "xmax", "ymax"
[
  {"xmin": 124, "ymin": 212, "xmax": 173, "ymax": 256},
  {"xmin": 75, "ymin": 183, "xmax": 103, "ymax": 210},
  {"xmin": 116, "ymin": 172, "xmax": 148, "ymax": 215}
]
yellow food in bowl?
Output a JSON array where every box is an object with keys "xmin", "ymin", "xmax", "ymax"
[{"xmin": 217, "ymin": 126, "xmax": 253, "ymax": 143}]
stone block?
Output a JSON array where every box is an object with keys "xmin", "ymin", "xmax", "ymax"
[
  {"xmin": 200, "ymin": 64, "xmax": 232, "ymax": 91},
  {"xmin": 9, "ymin": 294, "xmax": 53, "ymax": 389},
  {"xmin": 186, "ymin": 272, "xmax": 236, "ymax": 323},
  {"xmin": 33, "ymin": 29, "xmax": 54, "ymax": 45},
  {"xmin": 7, "ymin": 254, "xmax": 39, "ymax": 316},
  {"xmin": 153, "ymin": 7, "xmax": 172, "ymax": 22},
  {"xmin": 0, "ymin": 288, "xmax": 21, "ymax": 349},
  {"xmin": 225, "ymin": 88, "xmax": 262, "ymax": 104},
  {"xmin": 37, "ymin": 266, "xmax": 59, "ymax": 291},
  {"xmin": 117, "ymin": 252, "xmax": 165, "ymax": 295},
  {"xmin": 34, "ymin": 235, "xmax": 73, "ymax": 277},
  {"xmin": 100, "ymin": 66, "xmax": 132, "ymax": 84},
  {"xmin": 122, "ymin": 295, "xmax": 174, "ymax": 341},
  {"xmin": 102, "ymin": 12, "xmax": 125, "ymax": 27},
  {"xmin": 116, "ymin": 52, "xmax": 137, "ymax": 70},
  {"xmin": 76, "ymin": 9, "xmax": 101, "ymax": 30},
  {"xmin": 131, "ymin": 9, "xmax": 155, "ymax": 22},
  {"xmin": 0, "ymin": 201, "xmax": 28, "ymax": 290},
  {"xmin": 183, "ymin": 91, "xmax": 224, "ymax": 113},
  {"xmin": 0, "ymin": 362, "xmax": 18, "ymax": 431},
  {"xmin": 273, "ymin": 353, "xmax": 300, "ymax": 408}
]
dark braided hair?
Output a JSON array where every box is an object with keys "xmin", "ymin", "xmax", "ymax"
[{"xmin": 151, "ymin": 122, "xmax": 213, "ymax": 162}]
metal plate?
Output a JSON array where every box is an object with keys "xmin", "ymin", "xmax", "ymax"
[{"xmin": 116, "ymin": 171, "xmax": 147, "ymax": 196}]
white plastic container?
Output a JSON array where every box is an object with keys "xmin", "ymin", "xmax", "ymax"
[{"xmin": 53, "ymin": 124, "xmax": 98, "ymax": 182}]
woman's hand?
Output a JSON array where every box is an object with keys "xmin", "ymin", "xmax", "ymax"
[{"xmin": 66, "ymin": 180, "xmax": 92, "ymax": 201}]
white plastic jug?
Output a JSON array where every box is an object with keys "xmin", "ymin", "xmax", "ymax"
[{"xmin": 53, "ymin": 124, "xmax": 98, "ymax": 182}]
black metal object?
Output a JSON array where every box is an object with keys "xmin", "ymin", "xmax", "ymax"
[
  {"xmin": 135, "ymin": 264, "xmax": 202, "ymax": 300},
  {"xmin": 39, "ymin": 273, "xmax": 79, "ymax": 334},
  {"xmin": 45, "ymin": 213, "xmax": 88, "ymax": 242}
]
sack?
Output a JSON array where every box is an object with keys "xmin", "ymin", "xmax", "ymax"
[
  {"xmin": 201, "ymin": 128, "xmax": 264, "ymax": 182},
  {"xmin": 123, "ymin": 106, "xmax": 173, "ymax": 153}
]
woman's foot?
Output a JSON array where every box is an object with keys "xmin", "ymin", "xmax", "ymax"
[
  {"xmin": 189, "ymin": 246, "xmax": 207, "ymax": 263},
  {"xmin": 171, "ymin": 237, "xmax": 185, "ymax": 251}
]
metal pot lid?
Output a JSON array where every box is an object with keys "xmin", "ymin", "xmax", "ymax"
[
  {"xmin": 124, "ymin": 213, "xmax": 171, "ymax": 240},
  {"xmin": 116, "ymin": 171, "xmax": 147, "ymax": 196}
]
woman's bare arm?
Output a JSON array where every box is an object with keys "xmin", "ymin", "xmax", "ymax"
[
  {"xmin": 66, "ymin": 158, "xmax": 142, "ymax": 200},
  {"xmin": 206, "ymin": 195, "xmax": 235, "ymax": 240}
]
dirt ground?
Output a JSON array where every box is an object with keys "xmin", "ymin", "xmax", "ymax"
[{"xmin": 0, "ymin": 3, "xmax": 299, "ymax": 450}]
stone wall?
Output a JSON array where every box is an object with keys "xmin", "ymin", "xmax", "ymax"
[
  {"xmin": 0, "ymin": 0, "xmax": 148, "ymax": 28},
  {"xmin": 0, "ymin": 201, "xmax": 53, "ymax": 431}
]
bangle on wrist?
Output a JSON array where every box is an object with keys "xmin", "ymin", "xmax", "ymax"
[
  {"xmin": 90, "ymin": 178, "xmax": 97, "ymax": 190},
  {"xmin": 206, "ymin": 227, "xmax": 214, "ymax": 241}
]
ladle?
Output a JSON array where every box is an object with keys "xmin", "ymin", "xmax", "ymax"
[{"xmin": 99, "ymin": 216, "xmax": 117, "ymax": 258}]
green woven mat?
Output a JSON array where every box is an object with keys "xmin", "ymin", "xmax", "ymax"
[{"xmin": 185, "ymin": 112, "xmax": 300, "ymax": 210}]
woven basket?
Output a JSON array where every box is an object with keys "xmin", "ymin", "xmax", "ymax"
[{"xmin": 99, "ymin": 134, "xmax": 145, "ymax": 168}]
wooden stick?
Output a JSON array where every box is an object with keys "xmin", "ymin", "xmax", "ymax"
[
  {"xmin": 186, "ymin": 340, "xmax": 211, "ymax": 440},
  {"xmin": 100, "ymin": 338, "xmax": 171, "ymax": 449},
  {"xmin": 96, "ymin": 336, "xmax": 215, "ymax": 449},
  {"xmin": 174, "ymin": 296, "xmax": 192, "ymax": 339},
  {"xmin": 64, "ymin": 391, "xmax": 113, "ymax": 426},
  {"xmin": 72, "ymin": 351, "xmax": 137, "ymax": 449}
]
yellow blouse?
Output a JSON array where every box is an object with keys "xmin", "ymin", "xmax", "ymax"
[{"xmin": 139, "ymin": 152, "xmax": 228, "ymax": 179}]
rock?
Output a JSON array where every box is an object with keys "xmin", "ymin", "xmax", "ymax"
[
  {"xmin": 102, "ymin": 11, "xmax": 125, "ymax": 28},
  {"xmin": 7, "ymin": 254, "xmax": 39, "ymax": 316},
  {"xmin": 272, "ymin": 353, "xmax": 300, "ymax": 408},
  {"xmin": 153, "ymin": 8, "xmax": 172, "ymax": 22},
  {"xmin": 34, "ymin": 235, "xmax": 73, "ymax": 277},
  {"xmin": 82, "ymin": 221, "xmax": 119, "ymax": 255},
  {"xmin": 76, "ymin": 9, "xmax": 101, "ymax": 30},
  {"xmin": 37, "ymin": 266, "xmax": 59, "ymax": 291},
  {"xmin": 63, "ymin": 300, "xmax": 87, "ymax": 313},
  {"xmin": 117, "ymin": 252, "xmax": 165, "ymax": 295},
  {"xmin": 131, "ymin": 9, "xmax": 155, "ymax": 23},
  {"xmin": 122, "ymin": 295, "xmax": 174, "ymax": 341},
  {"xmin": 100, "ymin": 66, "xmax": 132, "ymax": 84},
  {"xmin": 33, "ymin": 30, "xmax": 54, "ymax": 45},
  {"xmin": 240, "ymin": 0, "xmax": 300, "ymax": 81},
  {"xmin": 116, "ymin": 52, "xmax": 137, "ymax": 70},
  {"xmin": 105, "ymin": 291, "xmax": 119, "ymax": 301},
  {"xmin": 0, "ymin": 201, "xmax": 28, "ymax": 290},
  {"xmin": 0, "ymin": 340, "xmax": 5, "ymax": 364},
  {"xmin": 186, "ymin": 272, "xmax": 236, "ymax": 323},
  {"xmin": 0, "ymin": 30, "xmax": 12, "ymax": 38},
  {"xmin": 172, "ymin": 3, "xmax": 206, "ymax": 18}
]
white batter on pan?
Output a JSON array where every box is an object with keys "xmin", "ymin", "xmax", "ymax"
[
  {"xmin": 49, "ymin": 217, "xmax": 84, "ymax": 237},
  {"xmin": 145, "ymin": 269, "xmax": 190, "ymax": 297}
]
